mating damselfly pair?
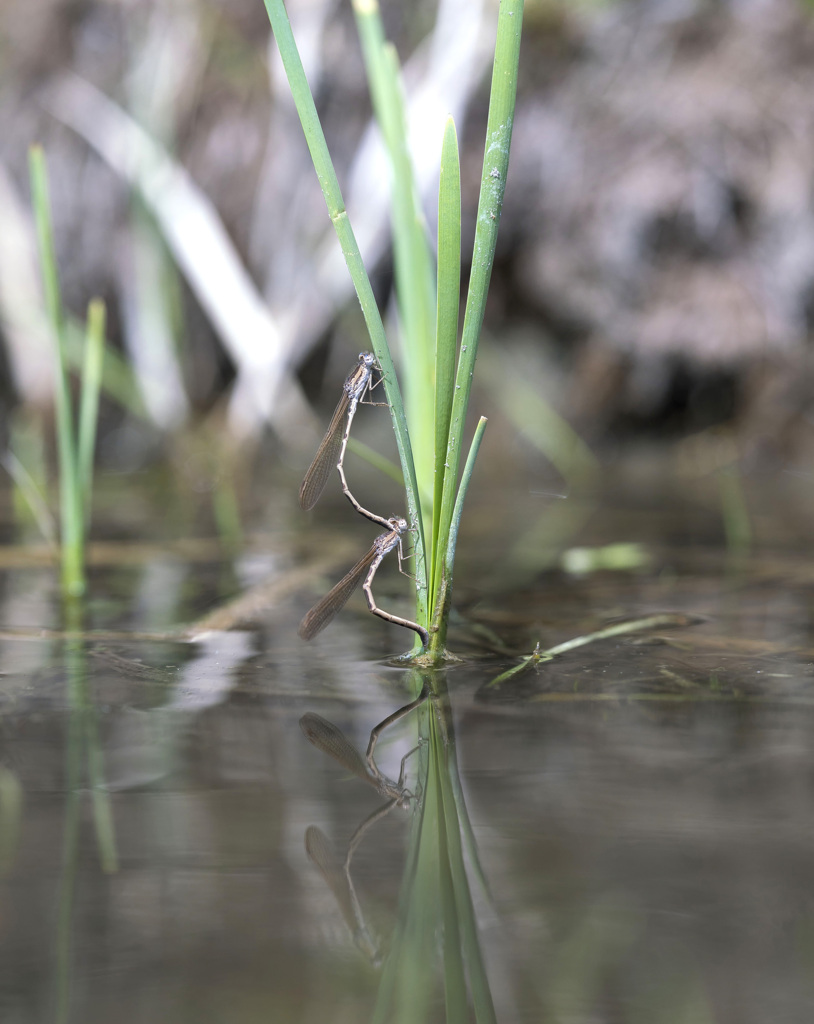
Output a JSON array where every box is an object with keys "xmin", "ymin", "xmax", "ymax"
[{"xmin": 297, "ymin": 352, "xmax": 428, "ymax": 648}]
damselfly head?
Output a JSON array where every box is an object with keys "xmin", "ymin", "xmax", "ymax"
[
  {"xmin": 358, "ymin": 351, "xmax": 376, "ymax": 368},
  {"xmin": 387, "ymin": 516, "xmax": 408, "ymax": 533}
]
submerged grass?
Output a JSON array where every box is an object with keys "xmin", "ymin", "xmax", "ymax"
[{"xmin": 265, "ymin": 0, "xmax": 524, "ymax": 660}]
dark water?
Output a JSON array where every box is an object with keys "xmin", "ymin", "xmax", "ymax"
[{"xmin": 2, "ymin": 467, "xmax": 814, "ymax": 1023}]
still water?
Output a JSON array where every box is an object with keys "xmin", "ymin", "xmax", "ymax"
[{"xmin": 2, "ymin": 465, "xmax": 814, "ymax": 1023}]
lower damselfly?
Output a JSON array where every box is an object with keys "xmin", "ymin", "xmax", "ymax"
[{"xmin": 298, "ymin": 516, "xmax": 429, "ymax": 647}]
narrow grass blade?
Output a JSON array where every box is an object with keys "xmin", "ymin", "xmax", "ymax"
[
  {"xmin": 488, "ymin": 613, "xmax": 701, "ymax": 688},
  {"xmin": 446, "ymin": 416, "xmax": 487, "ymax": 569},
  {"xmin": 718, "ymin": 464, "xmax": 751, "ymax": 559},
  {"xmin": 432, "ymin": 417, "xmax": 488, "ymax": 649},
  {"xmin": 481, "ymin": 345, "xmax": 598, "ymax": 490},
  {"xmin": 1, "ymin": 449, "xmax": 58, "ymax": 549},
  {"xmin": 432, "ymin": 1, "xmax": 523, "ymax": 633},
  {"xmin": 432, "ymin": 117, "xmax": 461, "ymax": 601},
  {"xmin": 353, "ymin": 2, "xmax": 437, "ymax": 504},
  {"xmin": 346, "ymin": 436, "xmax": 404, "ymax": 487},
  {"xmin": 28, "ymin": 145, "xmax": 84, "ymax": 597},
  {"xmin": 77, "ymin": 298, "xmax": 105, "ymax": 529},
  {"xmin": 65, "ymin": 317, "xmax": 145, "ymax": 417},
  {"xmin": 264, "ymin": 0, "xmax": 428, "ymax": 634}
]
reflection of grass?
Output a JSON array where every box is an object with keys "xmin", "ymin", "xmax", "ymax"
[
  {"xmin": 373, "ymin": 671, "xmax": 496, "ymax": 1023},
  {"xmin": 55, "ymin": 615, "xmax": 118, "ymax": 1022},
  {"xmin": 264, "ymin": 0, "xmax": 523, "ymax": 660},
  {"xmin": 0, "ymin": 767, "xmax": 22, "ymax": 877}
]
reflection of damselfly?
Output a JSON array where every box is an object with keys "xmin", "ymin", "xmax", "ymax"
[
  {"xmin": 299, "ymin": 351, "xmax": 384, "ymax": 512},
  {"xmin": 299, "ymin": 683, "xmax": 429, "ymax": 809},
  {"xmin": 305, "ymin": 822, "xmax": 387, "ymax": 965},
  {"xmin": 301, "ymin": 688, "xmax": 429, "ymax": 962},
  {"xmin": 298, "ymin": 517, "xmax": 430, "ymax": 648}
]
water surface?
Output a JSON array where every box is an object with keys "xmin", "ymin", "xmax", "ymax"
[{"xmin": 2, "ymin": 467, "xmax": 814, "ymax": 1023}]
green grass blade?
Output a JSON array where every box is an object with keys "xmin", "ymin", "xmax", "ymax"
[
  {"xmin": 263, "ymin": 0, "xmax": 428, "ymax": 639},
  {"xmin": 432, "ymin": 1, "xmax": 523, "ymax": 631},
  {"xmin": 432, "ymin": 118, "xmax": 461, "ymax": 602},
  {"xmin": 2, "ymin": 448, "xmax": 58, "ymax": 549},
  {"xmin": 28, "ymin": 145, "xmax": 84, "ymax": 597},
  {"xmin": 446, "ymin": 416, "xmax": 487, "ymax": 568},
  {"xmin": 77, "ymin": 299, "xmax": 106, "ymax": 530},
  {"xmin": 346, "ymin": 436, "xmax": 404, "ymax": 487},
  {"xmin": 65, "ymin": 316, "xmax": 146, "ymax": 418},
  {"xmin": 353, "ymin": 4, "xmax": 437, "ymax": 508},
  {"xmin": 431, "ymin": 416, "xmax": 487, "ymax": 650},
  {"xmin": 482, "ymin": 346, "xmax": 599, "ymax": 489}
]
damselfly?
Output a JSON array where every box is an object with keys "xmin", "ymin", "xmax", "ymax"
[
  {"xmin": 298, "ymin": 516, "xmax": 429, "ymax": 647},
  {"xmin": 299, "ymin": 351, "xmax": 381, "ymax": 511},
  {"xmin": 299, "ymin": 684, "xmax": 429, "ymax": 809},
  {"xmin": 304, "ymin": 825, "xmax": 381, "ymax": 964}
]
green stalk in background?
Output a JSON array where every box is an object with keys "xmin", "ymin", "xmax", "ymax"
[
  {"xmin": 29, "ymin": 146, "xmax": 107, "ymax": 600},
  {"xmin": 29, "ymin": 146, "xmax": 84, "ymax": 597},
  {"xmin": 78, "ymin": 299, "xmax": 106, "ymax": 527}
]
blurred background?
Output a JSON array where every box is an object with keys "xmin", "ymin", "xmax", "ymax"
[
  {"xmin": 5, "ymin": 5, "xmax": 814, "ymax": 1021},
  {"xmin": 4, "ymin": 0, "xmax": 814, "ymax": 543}
]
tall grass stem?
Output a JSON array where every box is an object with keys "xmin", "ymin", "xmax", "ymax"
[
  {"xmin": 77, "ymin": 299, "xmax": 106, "ymax": 527},
  {"xmin": 264, "ymin": 0, "xmax": 429, "ymax": 634},
  {"xmin": 432, "ymin": 1, "xmax": 523, "ymax": 631},
  {"xmin": 354, "ymin": 1, "xmax": 437, "ymax": 507},
  {"xmin": 431, "ymin": 417, "xmax": 487, "ymax": 652},
  {"xmin": 431, "ymin": 118, "xmax": 462, "ymax": 601},
  {"xmin": 29, "ymin": 145, "xmax": 85, "ymax": 597}
]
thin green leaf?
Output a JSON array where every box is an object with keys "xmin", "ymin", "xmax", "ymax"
[
  {"xmin": 1, "ymin": 449, "xmax": 58, "ymax": 549},
  {"xmin": 264, "ymin": 0, "xmax": 428, "ymax": 639},
  {"xmin": 432, "ymin": 1, "xmax": 523, "ymax": 634},
  {"xmin": 432, "ymin": 118, "xmax": 461, "ymax": 602},
  {"xmin": 346, "ymin": 436, "xmax": 404, "ymax": 487},
  {"xmin": 29, "ymin": 145, "xmax": 84, "ymax": 597},
  {"xmin": 431, "ymin": 417, "xmax": 487, "ymax": 650},
  {"xmin": 353, "ymin": 2, "xmax": 436, "ymax": 508},
  {"xmin": 65, "ymin": 317, "xmax": 146, "ymax": 417},
  {"xmin": 77, "ymin": 299, "xmax": 105, "ymax": 529}
]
